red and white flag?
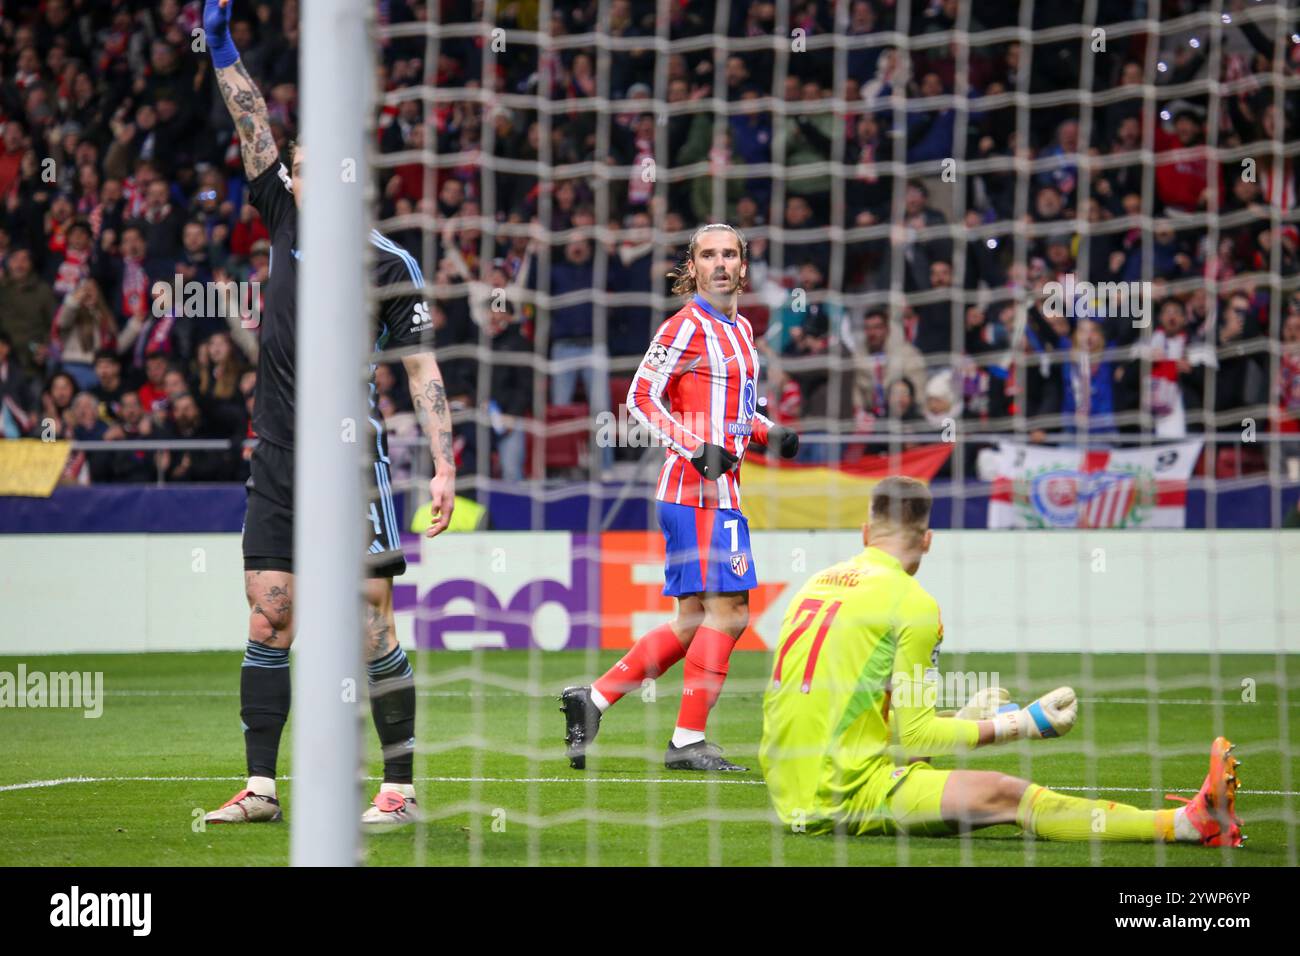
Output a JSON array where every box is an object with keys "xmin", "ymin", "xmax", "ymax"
[{"xmin": 987, "ymin": 441, "xmax": 1203, "ymax": 529}]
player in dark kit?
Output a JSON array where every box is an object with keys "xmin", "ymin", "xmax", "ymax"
[{"xmin": 199, "ymin": 0, "xmax": 456, "ymax": 826}]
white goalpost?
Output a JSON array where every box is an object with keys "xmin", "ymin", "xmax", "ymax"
[{"xmin": 291, "ymin": 0, "xmax": 373, "ymax": 867}]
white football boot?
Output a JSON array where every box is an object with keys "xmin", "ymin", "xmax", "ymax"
[
  {"xmin": 361, "ymin": 783, "xmax": 420, "ymax": 826},
  {"xmin": 204, "ymin": 776, "xmax": 283, "ymax": 824}
]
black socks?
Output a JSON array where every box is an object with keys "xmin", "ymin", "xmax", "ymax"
[
  {"xmin": 240, "ymin": 642, "xmax": 291, "ymax": 779},
  {"xmin": 368, "ymin": 646, "xmax": 416, "ymax": 785}
]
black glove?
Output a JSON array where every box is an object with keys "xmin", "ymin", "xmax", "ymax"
[
  {"xmin": 767, "ymin": 425, "xmax": 800, "ymax": 459},
  {"xmin": 690, "ymin": 442, "xmax": 739, "ymax": 480}
]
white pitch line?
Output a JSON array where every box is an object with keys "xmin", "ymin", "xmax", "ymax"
[
  {"xmin": 2, "ymin": 775, "xmax": 1297, "ymax": 796},
  {"xmin": 99, "ymin": 689, "xmax": 1300, "ymax": 708},
  {"xmin": 1080, "ymin": 697, "xmax": 1295, "ymax": 707},
  {"xmin": 0, "ymin": 774, "xmax": 763, "ymax": 793}
]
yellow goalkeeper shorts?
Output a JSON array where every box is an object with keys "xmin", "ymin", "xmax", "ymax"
[{"xmin": 841, "ymin": 759, "xmax": 955, "ymax": 837}]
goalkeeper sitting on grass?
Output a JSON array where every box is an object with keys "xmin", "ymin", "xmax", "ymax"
[{"xmin": 758, "ymin": 475, "xmax": 1244, "ymax": 847}]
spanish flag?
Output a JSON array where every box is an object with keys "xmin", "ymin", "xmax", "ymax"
[{"xmin": 742, "ymin": 444, "xmax": 952, "ymax": 529}]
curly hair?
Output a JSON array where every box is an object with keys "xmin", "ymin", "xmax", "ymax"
[{"xmin": 666, "ymin": 222, "xmax": 749, "ymax": 297}]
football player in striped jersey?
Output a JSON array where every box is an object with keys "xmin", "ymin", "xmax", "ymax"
[{"xmin": 560, "ymin": 223, "xmax": 799, "ymax": 772}]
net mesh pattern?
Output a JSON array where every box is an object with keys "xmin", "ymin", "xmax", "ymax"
[{"xmin": 359, "ymin": 0, "xmax": 1297, "ymax": 865}]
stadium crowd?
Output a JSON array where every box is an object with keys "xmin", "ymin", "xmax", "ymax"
[{"xmin": 1, "ymin": 0, "xmax": 1298, "ymax": 486}]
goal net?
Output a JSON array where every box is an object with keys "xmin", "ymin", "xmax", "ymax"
[{"xmin": 359, "ymin": 0, "xmax": 1299, "ymax": 866}]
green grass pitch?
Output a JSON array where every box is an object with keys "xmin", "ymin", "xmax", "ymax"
[{"xmin": 1, "ymin": 650, "xmax": 1295, "ymax": 866}]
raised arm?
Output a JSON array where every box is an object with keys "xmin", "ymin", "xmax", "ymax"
[{"xmin": 204, "ymin": 0, "xmax": 277, "ymax": 180}]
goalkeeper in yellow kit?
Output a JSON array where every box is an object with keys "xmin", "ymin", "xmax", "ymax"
[{"xmin": 759, "ymin": 476, "xmax": 1244, "ymax": 847}]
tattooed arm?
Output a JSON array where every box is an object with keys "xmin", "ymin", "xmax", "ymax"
[
  {"xmin": 216, "ymin": 61, "xmax": 277, "ymax": 180},
  {"xmin": 204, "ymin": 0, "xmax": 277, "ymax": 180},
  {"xmin": 402, "ymin": 350, "xmax": 457, "ymax": 536}
]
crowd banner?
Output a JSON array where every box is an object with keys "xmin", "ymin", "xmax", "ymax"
[
  {"xmin": 0, "ymin": 440, "xmax": 71, "ymax": 497},
  {"xmin": 987, "ymin": 440, "xmax": 1204, "ymax": 529}
]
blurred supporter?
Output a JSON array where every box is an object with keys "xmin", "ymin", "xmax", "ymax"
[
  {"xmin": 0, "ymin": 247, "xmax": 57, "ymax": 378},
  {"xmin": 70, "ymin": 389, "xmax": 114, "ymax": 483},
  {"xmin": 194, "ymin": 329, "xmax": 248, "ymax": 440},
  {"xmin": 155, "ymin": 391, "xmax": 236, "ymax": 482},
  {"xmin": 1145, "ymin": 297, "xmax": 1214, "ymax": 438},
  {"xmin": 135, "ymin": 352, "xmax": 171, "ymax": 417},
  {"xmin": 1279, "ymin": 306, "xmax": 1300, "ymax": 490},
  {"xmin": 0, "ymin": 0, "xmax": 1290, "ymax": 492},
  {"xmin": 922, "ymin": 369, "xmax": 963, "ymax": 430},
  {"xmin": 486, "ymin": 311, "xmax": 534, "ymax": 482},
  {"xmin": 40, "ymin": 370, "xmax": 77, "ymax": 439},
  {"xmin": 91, "ymin": 348, "xmax": 126, "ymax": 422},
  {"xmin": 108, "ymin": 390, "xmax": 158, "ymax": 484},
  {"xmin": 51, "ymin": 278, "xmax": 116, "ymax": 389},
  {"xmin": 0, "ymin": 331, "xmax": 33, "ymax": 436},
  {"xmin": 1058, "ymin": 318, "xmax": 1138, "ymax": 436},
  {"xmin": 850, "ymin": 308, "xmax": 926, "ymax": 423},
  {"xmin": 887, "ymin": 378, "xmax": 924, "ymax": 428}
]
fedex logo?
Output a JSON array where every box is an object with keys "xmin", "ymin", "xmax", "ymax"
[{"xmin": 393, "ymin": 533, "xmax": 598, "ymax": 650}]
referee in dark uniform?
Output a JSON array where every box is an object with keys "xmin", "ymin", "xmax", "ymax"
[{"xmin": 199, "ymin": 0, "xmax": 456, "ymax": 826}]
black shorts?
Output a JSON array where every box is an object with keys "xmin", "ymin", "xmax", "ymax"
[{"xmin": 242, "ymin": 439, "xmax": 407, "ymax": 579}]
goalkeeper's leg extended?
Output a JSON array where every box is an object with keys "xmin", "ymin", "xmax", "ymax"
[{"xmin": 895, "ymin": 737, "xmax": 1244, "ymax": 846}]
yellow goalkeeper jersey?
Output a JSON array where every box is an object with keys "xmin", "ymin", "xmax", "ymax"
[{"xmin": 758, "ymin": 546, "xmax": 980, "ymax": 827}]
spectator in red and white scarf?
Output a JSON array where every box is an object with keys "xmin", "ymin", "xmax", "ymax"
[
  {"xmin": 1277, "ymin": 309, "xmax": 1300, "ymax": 433},
  {"xmin": 1146, "ymin": 297, "xmax": 1214, "ymax": 438},
  {"xmin": 47, "ymin": 219, "xmax": 93, "ymax": 298}
]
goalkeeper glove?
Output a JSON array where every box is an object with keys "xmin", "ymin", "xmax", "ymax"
[
  {"xmin": 938, "ymin": 686, "xmax": 1014, "ymax": 720},
  {"xmin": 992, "ymin": 686, "xmax": 1078, "ymax": 743},
  {"xmin": 766, "ymin": 425, "xmax": 800, "ymax": 459},
  {"xmin": 203, "ymin": 0, "xmax": 240, "ymax": 68},
  {"xmin": 690, "ymin": 443, "xmax": 739, "ymax": 480}
]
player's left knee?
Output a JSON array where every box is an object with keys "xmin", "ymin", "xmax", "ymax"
[
  {"xmin": 990, "ymin": 774, "xmax": 1030, "ymax": 814},
  {"xmin": 719, "ymin": 604, "xmax": 749, "ymax": 637}
]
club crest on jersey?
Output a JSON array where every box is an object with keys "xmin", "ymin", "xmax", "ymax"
[
  {"xmin": 646, "ymin": 342, "xmax": 670, "ymax": 369},
  {"xmin": 730, "ymin": 552, "xmax": 748, "ymax": 577}
]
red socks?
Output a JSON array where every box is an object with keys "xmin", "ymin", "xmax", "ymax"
[
  {"xmin": 593, "ymin": 622, "xmax": 739, "ymax": 737},
  {"xmin": 675, "ymin": 626, "xmax": 736, "ymax": 732},
  {"xmin": 593, "ymin": 623, "xmax": 686, "ymax": 707}
]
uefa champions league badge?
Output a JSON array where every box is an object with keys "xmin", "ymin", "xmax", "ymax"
[{"xmin": 646, "ymin": 343, "xmax": 670, "ymax": 369}]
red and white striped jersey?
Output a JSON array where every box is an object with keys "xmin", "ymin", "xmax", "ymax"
[{"xmin": 627, "ymin": 294, "xmax": 775, "ymax": 510}]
